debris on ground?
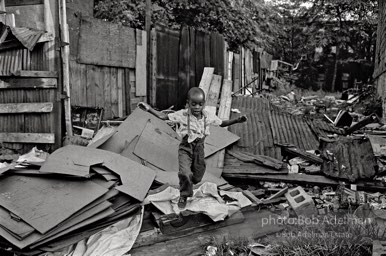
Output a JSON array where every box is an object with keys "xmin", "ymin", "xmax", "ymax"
[{"xmin": 0, "ymin": 67, "xmax": 386, "ymax": 256}]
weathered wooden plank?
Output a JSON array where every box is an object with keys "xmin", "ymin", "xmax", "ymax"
[
  {"xmin": 216, "ymin": 79, "xmax": 232, "ymax": 168},
  {"xmin": 117, "ymin": 68, "xmax": 124, "ymax": 117},
  {"xmin": 12, "ymin": 70, "xmax": 58, "ymax": 78},
  {"xmin": 205, "ymin": 74, "xmax": 222, "ymax": 115},
  {"xmin": 0, "ymin": 78, "xmax": 57, "ymax": 89},
  {"xmin": 78, "ymin": 17, "xmax": 136, "ymax": 68},
  {"xmin": 233, "ymin": 53, "xmax": 240, "ymax": 92},
  {"xmin": 217, "ymin": 79, "xmax": 232, "ymax": 120},
  {"xmin": 95, "ymin": 66, "xmax": 104, "ymax": 108},
  {"xmin": 86, "ymin": 65, "xmax": 96, "ymax": 106},
  {"xmin": 110, "ymin": 68, "xmax": 118, "ymax": 117},
  {"xmin": 5, "ymin": 0, "xmax": 43, "ymax": 6},
  {"xmin": 150, "ymin": 28, "xmax": 157, "ymax": 106},
  {"xmin": 103, "ymin": 67, "xmax": 112, "ymax": 118},
  {"xmin": 0, "ymin": 132, "xmax": 55, "ymax": 143},
  {"xmin": 135, "ymin": 30, "xmax": 147, "ymax": 96},
  {"xmin": 198, "ymin": 67, "xmax": 214, "ymax": 97},
  {"xmin": 0, "ymin": 102, "xmax": 53, "ymax": 113},
  {"xmin": 124, "ymin": 68, "xmax": 132, "ymax": 115}
]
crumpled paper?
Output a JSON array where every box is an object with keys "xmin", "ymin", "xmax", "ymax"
[
  {"xmin": 68, "ymin": 206, "xmax": 144, "ymax": 256},
  {"xmin": 145, "ymin": 182, "xmax": 251, "ymax": 222}
]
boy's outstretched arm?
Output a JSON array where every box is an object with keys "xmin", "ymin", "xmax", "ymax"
[
  {"xmin": 137, "ymin": 102, "xmax": 169, "ymax": 120},
  {"xmin": 220, "ymin": 115, "xmax": 247, "ymax": 127}
]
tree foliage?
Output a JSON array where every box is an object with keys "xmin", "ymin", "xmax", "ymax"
[
  {"xmin": 94, "ymin": 0, "xmax": 280, "ymax": 51},
  {"xmin": 269, "ymin": 0, "xmax": 378, "ymax": 63}
]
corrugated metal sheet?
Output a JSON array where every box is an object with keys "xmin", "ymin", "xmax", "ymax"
[
  {"xmin": 10, "ymin": 26, "xmax": 44, "ymax": 51},
  {"xmin": 320, "ymin": 137, "xmax": 377, "ymax": 182},
  {"xmin": 306, "ymin": 119, "xmax": 345, "ymax": 138},
  {"xmin": 0, "ymin": 44, "xmax": 47, "ymax": 75},
  {"xmin": 269, "ymin": 104, "xmax": 319, "ymax": 150},
  {"xmin": 229, "ymin": 96, "xmax": 281, "ymax": 159},
  {"xmin": 228, "ymin": 96, "xmax": 319, "ymax": 160}
]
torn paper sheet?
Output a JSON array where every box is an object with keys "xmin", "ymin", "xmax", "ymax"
[
  {"xmin": 145, "ymin": 182, "xmax": 251, "ymax": 222},
  {"xmin": 17, "ymin": 147, "xmax": 48, "ymax": 163},
  {"xmin": 69, "ymin": 206, "xmax": 144, "ymax": 256}
]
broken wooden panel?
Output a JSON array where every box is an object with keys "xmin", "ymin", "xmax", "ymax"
[
  {"xmin": 5, "ymin": 0, "xmax": 43, "ymax": 6},
  {"xmin": 78, "ymin": 17, "xmax": 136, "ymax": 68},
  {"xmin": 12, "ymin": 70, "xmax": 58, "ymax": 78},
  {"xmin": 134, "ymin": 120, "xmax": 180, "ymax": 172},
  {"xmin": 0, "ymin": 175, "xmax": 108, "ymax": 234},
  {"xmin": 205, "ymin": 74, "xmax": 222, "ymax": 113},
  {"xmin": 0, "ymin": 102, "xmax": 53, "ymax": 113},
  {"xmin": 320, "ymin": 137, "xmax": 377, "ymax": 182},
  {"xmin": 100, "ymin": 108, "xmax": 178, "ymax": 153},
  {"xmin": 281, "ymin": 146, "xmax": 323, "ymax": 164},
  {"xmin": 39, "ymin": 145, "xmax": 156, "ymax": 201},
  {"xmin": 198, "ymin": 67, "xmax": 214, "ymax": 97},
  {"xmin": 0, "ymin": 78, "xmax": 57, "ymax": 89},
  {"xmin": 368, "ymin": 135, "xmax": 386, "ymax": 157},
  {"xmin": 135, "ymin": 29, "xmax": 147, "ymax": 96},
  {"xmin": 227, "ymin": 150, "xmax": 284, "ymax": 170},
  {"xmin": 229, "ymin": 96, "xmax": 281, "ymax": 159},
  {"xmin": 0, "ymin": 132, "xmax": 54, "ymax": 143},
  {"xmin": 223, "ymin": 154, "xmax": 288, "ymax": 176},
  {"xmin": 269, "ymin": 104, "xmax": 318, "ymax": 151},
  {"xmin": 205, "ymin": 125, "xmax": 239, "ymax": 157}
]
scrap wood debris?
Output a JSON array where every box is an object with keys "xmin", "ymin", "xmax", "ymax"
[{"xmin": 1, "ymin": 68, "xmax": 386, "ymax": 256}]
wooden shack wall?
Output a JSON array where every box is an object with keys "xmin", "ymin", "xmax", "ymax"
[
  {"xmin": 66, "ymin": 0, "xmax": 145, "ymax": 119},
  {"xmin": 0, "ymin": 0, "xmax": 62, "ymax": 153},
  {"xmin": 69, "ymin": 61, "xmax": 143, "ymax": 119}
]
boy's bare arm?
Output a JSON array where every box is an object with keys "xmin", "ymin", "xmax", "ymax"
[
  {"xmin": 220, "ymin": 115, "xmax": 247, "ymax": 127},
  {"xmin": 137, "ymin": 102, "xmax": 169, "ymax": 120}
]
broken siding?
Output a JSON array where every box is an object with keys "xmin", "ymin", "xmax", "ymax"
[
  {"xmin": 0, "ymin": 43, "xmax": 48, "ymax": 75},
  {"xmin": 228, "ymin": 96, "xmax": 319, "ymax": 160},
  {"xmin": 9, "ymin": 26, "xmax": 44, "ymax": 51},
  {"xmin": 269, "ymin": 105, "xmax": 319, "ymax": 150},
  {"xmin": 320, "ymin": 137, "xmax": 377, "ymax": 182},
  {"xmin": 306, "ymin": 118, "xmax": 345, "ymax": 138},
  {"xmin": 69, "ymin": 60, "xmax": 138, "ymax": 119},
  {"xmin": 229, "ymin": 96, "xmax": 280, "ymax": 159}
]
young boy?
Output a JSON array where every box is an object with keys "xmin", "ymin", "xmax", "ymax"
[{"xmin": 138, "ymin": 87, "xmax": 247, "ymax": 208}]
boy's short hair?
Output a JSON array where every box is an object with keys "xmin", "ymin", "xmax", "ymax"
[{"xmin": 187, "ymin": 87, "xmax": 205, "ymax": 101}]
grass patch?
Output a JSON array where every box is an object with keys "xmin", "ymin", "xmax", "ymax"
[{"xmin": 204, "ymin": 213, "xmax": 385, "ymax": 256}]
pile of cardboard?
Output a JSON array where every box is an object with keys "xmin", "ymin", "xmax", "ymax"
[
  {"xmin": 0, "ymin": 144, "xmax": 156, "ymax": 253},
  {"xmin": 0, "ymin": 68, "xmax": 249, "ymax": 254}
]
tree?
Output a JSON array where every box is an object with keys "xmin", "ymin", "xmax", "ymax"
[
  {"xmin": 93, "ymin": 0, "xmax": 281, "ymax": 52},
  {"xmin": 267, "ymin": 0, "xmax": 377, "ymax": 90}
]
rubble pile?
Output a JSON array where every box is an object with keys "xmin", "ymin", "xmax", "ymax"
[{"xmin": 0, "ymin": 67, "xmax": 386, "ymax": 255}]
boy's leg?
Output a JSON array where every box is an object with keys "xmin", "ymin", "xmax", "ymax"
[
  {"xmin": 191, "ymin": 141, "xmax": 206, "ymax": 184},
  {"xmin": 178, "ymin": 141, "xmax": 194, "ymax": 198}
]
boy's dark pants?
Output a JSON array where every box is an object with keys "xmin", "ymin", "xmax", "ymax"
[{"xmin": 178, "ymin": 136, "xmax": 206, "ymax": 197}]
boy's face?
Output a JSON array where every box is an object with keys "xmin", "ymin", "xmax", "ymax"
[{"xmin": 188, "ymin": 93, "xmax": 205, "ymax": 118}]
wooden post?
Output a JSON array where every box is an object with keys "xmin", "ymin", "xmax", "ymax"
[
  {"xmin": 146, "ymin": 0, "xmax": 154, "ymax": 106},
  {"xmin": 241, "ymin": 47, "xmax": 245, "ymax": 94},
  {"xmin": 58, "ymin": 0, "xmax": 73, "ymax": 136}
]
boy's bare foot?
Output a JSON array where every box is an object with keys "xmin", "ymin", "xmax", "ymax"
[{"xmin": 178, "ymin": 196, "xmax": 187, "ymax": 209}]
